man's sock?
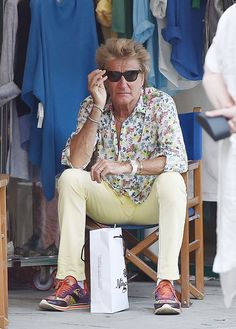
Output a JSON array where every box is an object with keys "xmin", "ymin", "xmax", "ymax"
[{"xmin": 78, "ymin": 280, "xmax": 84, "ymax": 289}]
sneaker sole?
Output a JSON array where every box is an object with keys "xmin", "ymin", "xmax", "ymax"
[
  {"xmin": 154, "ymin": 303, "xmax": 181, "ymax": 315},
  {"xmin": 39, "ymin": 299, "xmax": 90, "ymax": 312}
]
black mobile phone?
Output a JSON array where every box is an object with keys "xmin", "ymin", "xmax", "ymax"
[{"xmin": 196, "ymin": 112, "xmax": 231, "ymax": 141}]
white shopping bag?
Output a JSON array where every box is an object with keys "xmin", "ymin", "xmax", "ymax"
[{"xmin": 90, "ymin": 227, "xmax": 129, "ymax": 313}]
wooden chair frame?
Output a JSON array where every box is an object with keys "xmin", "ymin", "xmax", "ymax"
[{"xmin": 0, "ymin": 174, "xmax": 9, "ymax": 329}]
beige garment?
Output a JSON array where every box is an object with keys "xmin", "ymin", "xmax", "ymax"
[
  {"xmin": 96, "ymin": 0, "xmax": 112, "ymax": 27},
  {"xmin": 96, "ymin": 0, "xmax": 117, "ymax": 40},
  {"xmin": 56, "ymin": 169, "xmax": 186, "ymax": 281}
]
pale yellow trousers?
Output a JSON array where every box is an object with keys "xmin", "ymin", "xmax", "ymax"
[{"xmin": 56, "ymin": 169, "xmax": 187, "ymax": 281}]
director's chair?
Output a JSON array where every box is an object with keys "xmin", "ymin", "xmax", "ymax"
[{"xmin": 86, "ymin": 107, "xmax": 204, "ymax": 307}]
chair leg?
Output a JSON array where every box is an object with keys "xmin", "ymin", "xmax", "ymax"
[
  {"xmin": 0, "ymin": 181, "xmax": 8, "ymax": 329},
  {"xmin": 180, "ymin": 213, "xmax": 191, "ymax": 307},
  {"xmin": 194, "ymin": 163, "xmax": 204, "ymax": 295},
  {"xmin": 125, "ymin": 248, "xmax": 157, "ymax": 282},
  {"xmin": 192, "ymin": 215, "xmax": 204, "ymax": 299},
  {"xmin": 122, "ymin": 229, "xmax": 158, "ymax": 264},
  {"xmin": 189, "ymin": 283, "xmax": 204, "ymax": 299}
]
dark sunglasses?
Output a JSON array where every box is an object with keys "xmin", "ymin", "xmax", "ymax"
[{"xmin": 105, "ymin": 70, "xmax": 141, "ymax": 82}]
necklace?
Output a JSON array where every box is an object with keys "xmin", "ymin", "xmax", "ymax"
[
  {"xmin": 113, "ymin": 114, "xmax": 126, "ymax": 124},
  {"xmin": 112, "ymin": 110, "xmax": 131, "ymax": 124}
]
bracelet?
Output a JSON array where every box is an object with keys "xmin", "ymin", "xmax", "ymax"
[
  {"xmin": 87, "ymin": 116, "xmax": 100, "ymax": 125},
  {"xmin": 129, "ymin": 160, "xmax": 138, "ymax": 175},
  {"xmin": 93, "ymin": 104, "xmax": 104, "ymax": 113},
  {"xmin": 137, "ymin": 160, "xmax": 144, "ymax": 175}
]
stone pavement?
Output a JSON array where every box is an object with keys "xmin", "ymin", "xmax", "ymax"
[{"xmin": 8, "ymin": 279, "xmax": 236, "ymax": 329}]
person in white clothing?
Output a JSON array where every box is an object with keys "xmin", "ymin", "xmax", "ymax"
[{"xmin": 202, "ymin": 3, "xmax": 236, "ymax": 308}]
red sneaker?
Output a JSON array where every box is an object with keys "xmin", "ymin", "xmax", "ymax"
[
  {"xmin": 154, "ymin": 280, "xmax": 181, "ymax": 315},
  {"xmin": 39, "ymin": 276, "xmax": 90, "ymax": 311}
]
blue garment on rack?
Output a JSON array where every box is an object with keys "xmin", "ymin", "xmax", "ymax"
[
  {"xmin": 132, "ymin": 0, "xmax": 167, "ymax": 89},
  {"xmin": 21, "ymin": 0, "xmax": 98, "ymax": 200},
  {"xmin": 162, "ymin": 0, "xmax": 206, "ymax": 80}
]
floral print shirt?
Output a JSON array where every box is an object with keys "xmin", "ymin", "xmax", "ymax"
[{"xmin": 62, "ymin": 87, "xmax": 188, "ymax": 204}]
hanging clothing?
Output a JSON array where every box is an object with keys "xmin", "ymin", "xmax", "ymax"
[
  {"xmin": 150, "ymin": 0, "xmax": 199, "ymax": 91},
  {"xmin": 21, "ymin": 0, "xmax": 98, "ymax": 200},
  {"xmin": 204, "ymin": 4, "xmax": 236, "ymax": 307},
  {"xmin": 95, "ymin": 0, "xmax": 114, "ymax": 41},
  {"xmin": 14, "ymin": 0, "xmax": 31, "ymax": 118},
  {"xmin": 0, "ymin": 0, "xmax": 21, "ymax": 107},
  {"xmin": 205, "ymin": 0, "xmax": 236, "ymax": 55},
  {"xmin": 112, "ymin": 0, "xmax": 133, "ymax": 38},
  {"xmin": 96, "ymin": 0, "xmax": 112, "ymax": 28},
  {"xmin": 14, "ymin": 0, "xmax": 34, "ymax": 159},
  {"xmin": 0, "ymin": 0, "xmax": 35, "ymax": 180},
  {"xmin": 132, "ymin": 0, "xmax": 167, "ymax": 90},
  {"xmin": 162, "ymin": 0, "xmax": 206, "ymax": 81},
  {"xmin": 204, "ymin": 0, "xmax": 223, "ymax": 53},
  {"xmin": 223, "ymin": 0, "xmax": 236, "ymax": 11},
  {"xmin": 149, "ymin": 0, "xmax": 167, "ymax": 19}
]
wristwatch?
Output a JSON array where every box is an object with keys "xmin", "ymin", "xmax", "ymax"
[{"xmin": 129, "ymin": 160, "xmax": 138, "ymax": 175}]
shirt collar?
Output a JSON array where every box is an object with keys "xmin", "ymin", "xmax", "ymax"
[{"xmin": 103, "ymin": 89, "xmax": 146, "ymax": 115}]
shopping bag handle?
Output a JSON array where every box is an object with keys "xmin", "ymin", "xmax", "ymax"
[
  {"xmin": 81, "ymin": 238, "xmax": 88, "ymax": 263},
  {"xmin": 113, "ymin": 234, "xmax": 127, "ymax": 257},
  {"xmin": 81, "ymin": 233, "xmax": 127, "ymax": 261}
]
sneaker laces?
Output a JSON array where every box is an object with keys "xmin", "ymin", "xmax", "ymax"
[
  {"xmin": 54, "ymin": 277, "xmax": 77, "ymax": 298},
  {"xmin": 154, "ymin": 281, "xmax": 176, "ymax": 300}
]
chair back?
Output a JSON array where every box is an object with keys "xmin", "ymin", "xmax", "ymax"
[{"xmin": 179, "ymin": 110, "xmax": 202, "ymax": 161}]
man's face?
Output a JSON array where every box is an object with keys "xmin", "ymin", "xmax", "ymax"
[{"xmin": 105, "ymin": 58, "xmax": 144, "ymax": 107}]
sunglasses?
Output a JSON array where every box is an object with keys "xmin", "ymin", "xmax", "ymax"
[{"xmin": 105, "ymin": 70, "xmax": 141, "ymax": 82}]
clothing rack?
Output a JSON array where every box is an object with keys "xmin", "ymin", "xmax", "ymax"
[{"xmin": 0, "ymin": 104, "xmax": 9, "ymax": 173}]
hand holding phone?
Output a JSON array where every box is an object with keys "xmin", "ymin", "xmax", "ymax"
[{"xmin": 196, "ymin": 112, "xmax": 231, "ymax": 141}]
